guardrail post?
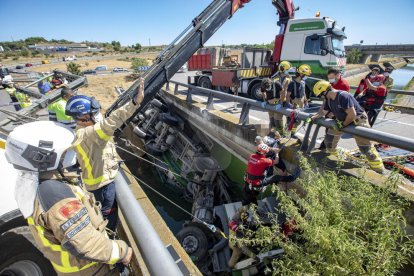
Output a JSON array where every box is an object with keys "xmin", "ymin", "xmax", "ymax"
[
  {"xmin": 206, "ymin": 93, "xmax": 215, "ymax": 110},
  {"xmin": 239, "ymin": 103, "xmax": 250, "ymax": 125},
  {"xmin": 174, "ymin": 84, "xmax": 179, "ymax": 95},
  {"xmin": 186, "ymin": 87, "xmax": 193, "ymax": 103},
  {"xmin": 300, "ymin": 122, "xmax": 313, "ymax": 152},
  {"xmin": 307, "ymin": 124, "xmax": 321, "ymax": 155}
]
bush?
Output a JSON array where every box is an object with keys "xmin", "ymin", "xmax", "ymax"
[
  {"xmin": 66, "ymin": 62, "xmax": 82, "ymax": 76},
  {"xmin": 346, "ymin": 48, "xmax": 363, "ymax": 64},
  {"xmin": 85, "ymin": 62, "xmax": 89, "ymax": 66},
  {"xmin": 131, "ymin": 58, "xmax": 148, "ymax": 69},
  {"xmin": 235, "ymin": 155, "xmax": 414, "ymax": 275},
  {"xmin": 12, "ymin": 57, "xmax": 19, "ymax": 61}
]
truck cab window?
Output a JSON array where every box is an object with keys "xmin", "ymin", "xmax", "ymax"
[
  {"xmin": 304, "ymin": 35, "xmax": 324, "ymax": 55},
  {"xmin": 332, "ymin": 37, "xmax": 346, "ymax": 57}
]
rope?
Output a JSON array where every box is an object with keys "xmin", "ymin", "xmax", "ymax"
[
  {"xmin": 121, "ymin": 168, "xmax": 227, "ymax": 238},
  {"xmin": 115, "ymin": 144, "xmax": 184, "ymax": 179}
]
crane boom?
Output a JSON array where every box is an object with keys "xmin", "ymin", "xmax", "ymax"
[{"xmin": 105, "ymin": 0, "xmax": 250, "ymax": 117}]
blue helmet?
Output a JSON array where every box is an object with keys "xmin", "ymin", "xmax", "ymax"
[{"xmin": 65, "ymin": 95, "xmax": 101, "ymax": 118}]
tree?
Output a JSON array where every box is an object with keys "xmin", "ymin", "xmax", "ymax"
[
  {"xmin": 66, "ymin": 62, "xmax": 82, "ymax": 76},
  {"xmin": 346, "ymin": 48, "xmax": 363, "ymax": 64},
  {"xmin": 133, "ymin": 43, "xmax": 142, "ymax": 52},
  {"xmin": 234, "ymin": 155, "xmax": 414, "ymax": 275},
  {"xmin": 21, "ymin": 47, "xmax": 30, "ymax": 57},
  {"xmin": 131, "ymin": 58, "xmax": 149, "ymax": 69}
]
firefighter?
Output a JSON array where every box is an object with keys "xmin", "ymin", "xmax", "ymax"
[
  {"xmin": 320, "ymin": 68, "xmax": 349, "ymax": 149},
  {"xmin": 243, "ymin": 143, "xmax": 297, "ymax": 205},
  {"xmin": 355, "ymin": 67, "xmax": 387, "ymax": 127},
  {"xmin": 285, "ymin": 64, "xmax": 312, "ymax": 134},
  {"xmin": 65, "ymin": 78, "xmax": 145, "ymax": 231},
  {"xmin": 311, "ymin": 80, "xmax": 385, "ymax": 173},
  {"xmin": 263, "ymin": 61, "xmax": 292, "ymax": 134},
  {"xmin": 327, "ymin": 68, "xmax": 350, "ymax": 92},
  {"xmin": 48, "ymin": 87, "xmax": 76, "ymax": 129},
  {"xmin": 228, "ymin": 206, "xmax": 258, "ymax": 268},
  {"xmin": 261, "ymin": 77, "xmax": 283, "ymax": 130},
  {"xmin": 5, "ymin": 121, "xmax": 132, "ymax": 275},
  {"xmin": 3, "ymin": 79, "xmax": 20, "ymax": 111}
]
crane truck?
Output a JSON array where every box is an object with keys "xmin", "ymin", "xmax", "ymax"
[{"xmin": 187, "ymin": 0, "xmax": 347, "ymax": 100}]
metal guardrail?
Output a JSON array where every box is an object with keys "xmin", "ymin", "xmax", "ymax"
[
  {"xmin": 115, "ymin": 171, "xmax": 183, "ymax": 276},
  {"xmin": 165, "ymin": 81, "xmax": 414, "ymax": 153}
]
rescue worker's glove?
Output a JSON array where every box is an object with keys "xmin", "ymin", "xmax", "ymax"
[
  {"xmin": 334, "ymin": 120, "xmax": 344, "ymax": 131},
  {"xmin": 260, "ymin": 101, "xmax": 267, "ymax": 108},
  {"xmin": 229, "ymin": 220, "xmax": 239, "ymax": 232}
]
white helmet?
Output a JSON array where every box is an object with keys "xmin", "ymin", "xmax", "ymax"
[{"xmin": 5, "ymin": 121, "xmax": 76, "ymax": 172}]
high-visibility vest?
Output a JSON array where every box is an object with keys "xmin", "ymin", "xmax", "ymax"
[{"xmin": 15, "ymin": 91, "xmax": 31, "ymax": 108}]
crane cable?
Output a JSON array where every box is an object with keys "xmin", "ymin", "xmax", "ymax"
[
  {"xmin": 115, "ymin": 139, "xmax": 184, "ymax": 180},
  {"xmin": 121, "ymin": 167, "xmax": 228, "ymax": 239}
]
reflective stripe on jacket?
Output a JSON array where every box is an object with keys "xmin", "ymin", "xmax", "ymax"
[
  {"xmin": 28, "ymin": 180, "xmax": 128, "ymax": 275},
  {"xmin": 72, "ymin": 100, "xmax": 138, "ymax": 191},
  {"xmin": 48, "ymin": 98, "xmax": 76, "ymax": 129},
  {"xmin": 15, "ymin": 91, "xmax": 31, "ymax": 108}
]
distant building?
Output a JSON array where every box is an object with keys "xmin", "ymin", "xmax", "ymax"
[{"xmin": 28, "ymin": 43, "xmax": 97, "ymax": 52}]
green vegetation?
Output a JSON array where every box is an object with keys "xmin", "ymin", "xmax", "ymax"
[
  {"xmin": 131, "ymin": 58, "xmax": 149, "ymax": 69},
  {"xmin": 234, "ymin": 156, "xmax": 414, "ymax": 275},
  {"xmin": 66, "ymin": 62, "xmax": 82, "ymax": 76},
  {"xmin": 346, "ymin": 48, "xmax": 363, "ymax": 64}
]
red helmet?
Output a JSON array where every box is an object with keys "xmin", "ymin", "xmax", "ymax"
[{"xmin": 257, "ymin": 143, "xmax": 270, "ymax": 155}]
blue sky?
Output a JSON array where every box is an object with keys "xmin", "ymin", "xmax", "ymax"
[{"xmin": 1, "ymin": 0, "xmax": 413, "ymax": 46}]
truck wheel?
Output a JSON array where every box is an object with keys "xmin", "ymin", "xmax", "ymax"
[
  {"xmin": 176, "ymin": 225, "xmax": 208, "ymax": 263},
  {"xmin": 0, "ymin": 227, "xmax": 56, "ymax": 276},
  {"xmin": 249, "ymin": 82, "xmax": 263, "ymax": 101},
  {"xmin": 198, "ymin": 77, "xmax": 212, "ymax": 90}
]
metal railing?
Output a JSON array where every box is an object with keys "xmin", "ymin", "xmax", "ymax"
[
  {"xmin": 165, "ymin": 80, "xmax": 414, "ymax": 153},
  {"xmin": 114, "ymin": 171, "xmax": 183, "ymax": 276}
]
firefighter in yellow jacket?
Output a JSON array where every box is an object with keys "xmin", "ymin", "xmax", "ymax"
[
  {"xmin": 65, "ymin": 78, "xmax": 145, "ymax": 231},
  {"xmin": 5, "ymin": 121, "xmax": 132, "ymax": 275}
]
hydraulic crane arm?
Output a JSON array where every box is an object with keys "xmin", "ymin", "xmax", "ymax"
[
  {"xmin": 105, "ymin": 0, "xmax": 251, "ymax": 117},
  {"xmin": 272, "ymin": 0, "xmax": 295, "ymax": 25}
]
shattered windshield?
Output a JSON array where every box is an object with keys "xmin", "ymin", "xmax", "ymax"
[{"xmin": 332, "ymin": 37, "xmax": 346, "ymax": 57}]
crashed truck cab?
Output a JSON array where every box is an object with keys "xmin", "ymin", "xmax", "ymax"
[{"xmin": 124, "ymin": 93, "xmax": 287, "ymax": 274}]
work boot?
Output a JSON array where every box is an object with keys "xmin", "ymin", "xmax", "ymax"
[{"xmin": 228, "ymin": 247, "xmax": 242, "ymax": 268}]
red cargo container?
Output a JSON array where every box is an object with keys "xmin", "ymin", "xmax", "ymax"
[
  {"xmin": 211, "ymin": 70, "xmax": 237, "ymax": 87},
  {"xmin": 188, "ymin": 54, "xmax": 212, "ymax": 71}
]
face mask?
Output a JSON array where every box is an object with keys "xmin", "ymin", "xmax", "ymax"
[
  {"xmin": 372, "ymin": 82, "xmax": 380, "ymax": 86},
  {"xmin": 370, "ymin": 74, "xmax": 377, "ymax": 79},
  {"xmin": 328, "ymin": 78, "xmax": 336, "ymax": 83},
  {"xmin": 284, "ymin": 70, "xmax": 289, "ymax": 75},
  {"xmin": 302, "ymin": 76, "xmax": 308, "ymax": 81},
  {"xmin": 384, "ymin": 72, "xmax": 390, "ymax": 77}
]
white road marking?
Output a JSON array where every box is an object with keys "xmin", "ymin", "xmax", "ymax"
[{"xmin": 376, "ymin": 117, "xmax": 414, "ymax": 127}]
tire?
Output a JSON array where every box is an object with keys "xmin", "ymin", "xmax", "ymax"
[
  {"xmin": 249, "ymin": 82, "xmax": 263, "ymax": 101},
  {"xmin": 216, "ymin": 86, "xmax": 230, "ymax": 93},
  {"xmin": 198, "ymin": 77, "xmax": 212, "ymax": 90},
  {"xmin": 159, "ymin": 113, "xmax": 179, "ymax": 127},
  {"xmin": 176, "ymin": 225, "xmax": 208, "ymax": 263},
  {"xmin": 0, "ymin": 227, "xmax": 56, "ymax": 276}
]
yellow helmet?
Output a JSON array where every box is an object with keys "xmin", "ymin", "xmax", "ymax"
[
  {"xmin": 313, "ymin": 80, "xmax": 331, "ymax": 96},
  {"xmin": 279, "ymin": 61, "xmax": 292, "ymax": 72},
  {"xmin": 297, "ymin": 64, "xmax": 312, "ymax": 76}
]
